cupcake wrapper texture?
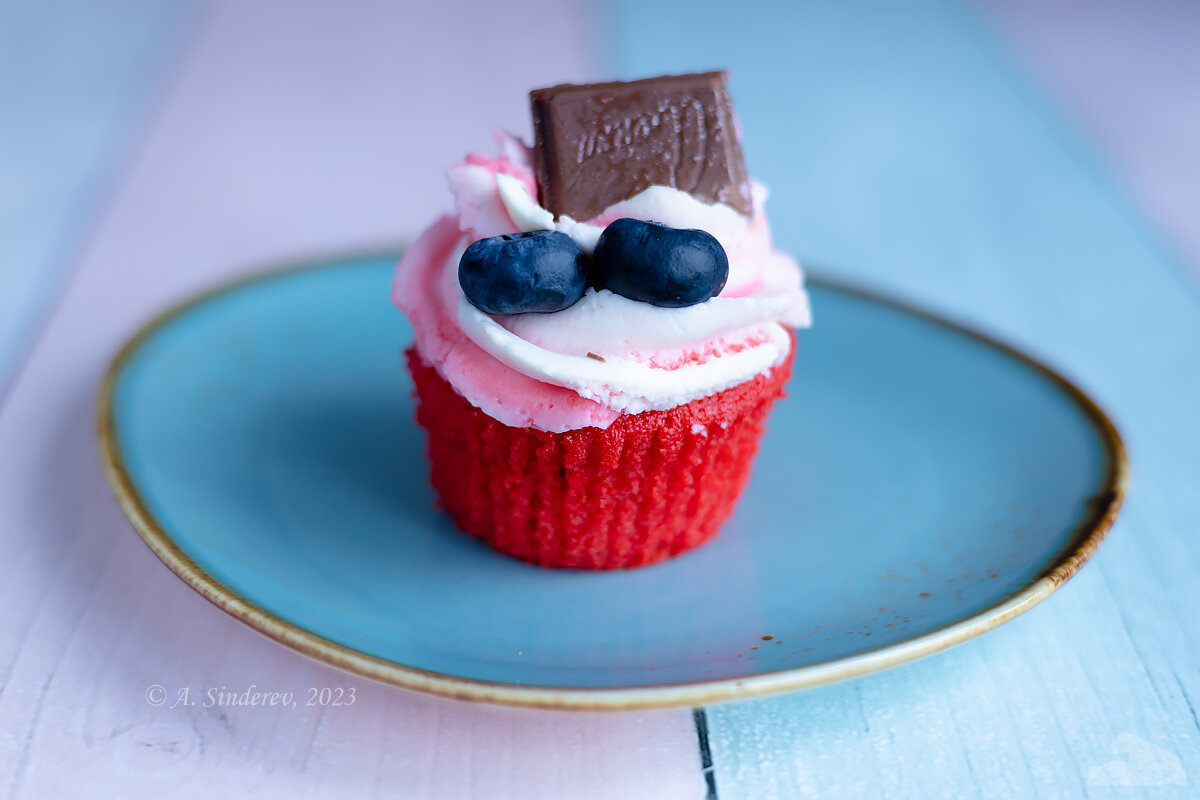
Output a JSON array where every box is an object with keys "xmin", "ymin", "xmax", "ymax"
[{"xmin": 406, "ymin": 342, "xmax": 794, "ymax": 569}]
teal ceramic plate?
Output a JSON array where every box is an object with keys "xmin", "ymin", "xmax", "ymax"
[{"xmin": 99, "ymin": 255, "xmax": 1125, "ymax": 710}]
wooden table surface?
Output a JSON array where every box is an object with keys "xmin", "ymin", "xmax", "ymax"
[{"xmin": 1, "ymin": 1, "xmax": 1197, "ymax": 798}]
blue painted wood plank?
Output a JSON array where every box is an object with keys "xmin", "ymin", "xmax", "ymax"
[
  {"xmin": 608, "ymin": 1, "xmax": 1199, "ymax": 797},
  {"xmin": 0, "ymin": 0, "xmax": 201, "ymax": 403}
]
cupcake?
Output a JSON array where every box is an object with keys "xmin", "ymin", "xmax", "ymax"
[{"xmin": 394, "ymin": 72, "xmax": 811, "ymax": 569}]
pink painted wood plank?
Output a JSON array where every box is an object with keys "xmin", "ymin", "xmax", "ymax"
[{"xmin": 0, "ymin": 2, "xmax": 704, "ymax": 797}]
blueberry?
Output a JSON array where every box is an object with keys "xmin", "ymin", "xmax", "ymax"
[
  {"xmin": 592, "ymin": 219, "xmax": 729, "ymax": 308},
  {"xmin": 458, "ymin": 230, "xmax": 588, "ymax": 314}
]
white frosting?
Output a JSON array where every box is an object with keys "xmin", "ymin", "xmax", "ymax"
[
  {"xmin": 494, "ymin": 171, "xmax": 768, "ymax": 259},
  {"xmin": 436, "ymin": 244, "xmax": 808, "ymax": 416},
  {"xmin": 500, "ymin": 284, "xmax": 809, "ymax": 353},
  {"xmin": 458, "ymin": 294, "xmax": 794, "ymax": 414},
  {"xmin": 416, "ymin": 132, "xmax": 812, "ymax": 428}
]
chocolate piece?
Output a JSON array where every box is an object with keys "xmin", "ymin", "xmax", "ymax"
[{"xmin": 530, "ymin": 72, "xmax": 752, "ymax": 221}]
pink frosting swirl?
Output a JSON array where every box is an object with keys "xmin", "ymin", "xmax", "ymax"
[{"xmin": 394, "ymin": 131, "xmax": 810, "ymax": 432}]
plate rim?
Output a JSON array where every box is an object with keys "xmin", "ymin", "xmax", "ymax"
[{"xmin": 96, "ymin": 254, "xmax": 1128, "ymax": 711}]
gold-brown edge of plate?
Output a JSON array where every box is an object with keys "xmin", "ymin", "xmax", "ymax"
[{"xmin": 96, "ymin": 254, "xmax": 1128, "ymax": 711}]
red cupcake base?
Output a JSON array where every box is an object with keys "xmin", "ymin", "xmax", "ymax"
[{"xmin": 406, "ymin": 345, "xmax": 793, "ymax": 569}]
